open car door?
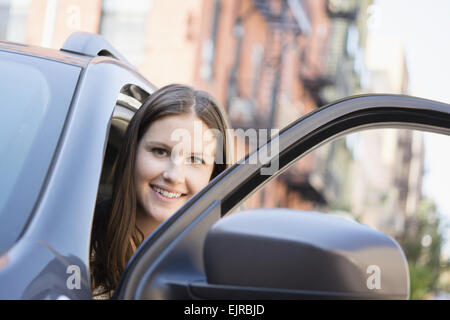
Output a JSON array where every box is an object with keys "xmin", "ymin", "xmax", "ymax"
[{"xmin": 113, "ymin": 94, "xmax": 450, "ymax": 300}]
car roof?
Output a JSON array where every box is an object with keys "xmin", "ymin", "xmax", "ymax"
[
  {"xmin": 0, "ymin": 34, "xmax": 155, "ymax": 92},
  {"xmin": 0, "ymin": 40, "xmax": 91, "ymax": 68}
]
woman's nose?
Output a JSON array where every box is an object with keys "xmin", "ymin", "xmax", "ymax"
[{"xmin": 162, "ymin": 162, "xmax": 186, "ymax": 184}]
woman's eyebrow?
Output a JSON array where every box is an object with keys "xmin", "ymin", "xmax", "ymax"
[
  {"xmin": 144, "ymin": 141, "xmax": 172, "ymax": 149},
  {"xmin": 145, "ymin": 141, "xmax": 213, "ymax": 159}
]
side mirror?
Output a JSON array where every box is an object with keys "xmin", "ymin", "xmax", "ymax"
[{"xmin": 198, "ymin": 209, "xmax": 409, "ymax": 299}]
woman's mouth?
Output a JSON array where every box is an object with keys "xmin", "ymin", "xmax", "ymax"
[{"xmin": 151, "ymin": 185, "xmax": 186, "ymax": 201}]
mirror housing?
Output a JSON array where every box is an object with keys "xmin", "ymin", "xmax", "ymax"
[{"xmin": 203, "ymin": 209, "xmax": 409, "ymax": 299}]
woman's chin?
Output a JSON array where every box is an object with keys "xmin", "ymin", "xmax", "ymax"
[
  {"xmin": 144, "ymin": 194, "xmax": 188, "ymax": 222},
  {"xmin": 148, "ymin": 207, "xmax": 179, "ymax": 223}
]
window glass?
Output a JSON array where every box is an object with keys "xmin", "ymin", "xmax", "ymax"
[
  {"xmin": 99, "ymin": 0, "xmax": 151, "ymax": 67},
  {"xmin": 0, "ymin": 51, "xmax": 80, "ymax": 253},
  {"xmin": 5, "ymin": 0, "xmax": 30, "ymax": 42}
]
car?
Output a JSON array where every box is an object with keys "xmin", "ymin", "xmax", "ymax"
[
  {"xmin": 0, "ymin": 32, "xmax": 449, "ymax": 300},
  {"xmin": 0, "ymin": 32, "xmax": 156, "ymax": 300}
]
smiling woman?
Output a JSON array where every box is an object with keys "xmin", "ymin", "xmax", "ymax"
[
  {"xmin": 134, "ymin": 113, "xmax": 219, "ymax": 237},
  {"xmin": 90, "ymin": 84, "xmax": 231, "ymax": 298}
]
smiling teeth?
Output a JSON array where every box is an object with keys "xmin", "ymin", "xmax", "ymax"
[{"xmin": 153, "ymin": 186, "xmax": 182, "ymax": 198}]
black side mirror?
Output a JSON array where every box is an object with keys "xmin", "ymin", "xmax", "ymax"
[{"xmin": 198, "ymin": 209, "xmax": 409, "ymax": 299}]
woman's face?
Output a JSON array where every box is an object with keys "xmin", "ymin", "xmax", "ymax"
[{"xmin": 134, "ymin": 113, "xmax": 217, "ymax": 223}]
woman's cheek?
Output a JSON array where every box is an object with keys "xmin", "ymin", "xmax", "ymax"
[
  {"xmin": 136, "ymin": 153, "xmax": 163, "ymax": 181},
  {"xmin": 186, "ymin": 165, "xmax": 214, "ymax": 193}
]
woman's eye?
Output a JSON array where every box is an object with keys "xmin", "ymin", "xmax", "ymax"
[
  {"xmin": 188, "ymin": 156, "xmax": 204, "ymax": 165},
  {"xmin": 152, "ymin": 148, "xmax": 168, "ymax": 157}
]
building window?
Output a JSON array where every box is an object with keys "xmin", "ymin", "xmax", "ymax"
[
  {"xmin": 0, "ymin": 0, "xmax": 10, "ymax": 40},
  {"xmin": 200, "ymin": 0, "xmax": 221, "ymax": 80},
  {"xmin": 0, "ymin": 0, "xmax": 30, "ymax": 43},
  {"xmin": 345, "ymin": 23, "xmax": 358, "ymax": 58},
  {"xmin": 99, "ymin": 0, "xmax": 151, "ymax": 67}
]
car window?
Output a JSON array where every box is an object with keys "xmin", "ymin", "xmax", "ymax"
[
  {"xmin": 96, "ymin": 101, "xmax": 137, "ymax": 203},
  {"xmin": 0, "ymin": 51, "xmax": 81, "ymax": 254},
  {"xmin": 242, "ymin": 128, "xmax": 450, "ymax": 299}
]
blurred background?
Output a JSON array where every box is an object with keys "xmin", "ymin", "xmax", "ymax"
[{"xmin": 1, "ymin": 0, "xmax": 449, "ymax": 299}]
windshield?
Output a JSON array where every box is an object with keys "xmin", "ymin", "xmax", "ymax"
[{"xmin": 0, "ymin": 50, "xmax": 80, "ymax": 253}]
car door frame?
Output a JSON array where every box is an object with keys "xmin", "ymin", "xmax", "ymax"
[{"xmin": 114, "ymin": 94, "xmax": 450, "ymax": 299}]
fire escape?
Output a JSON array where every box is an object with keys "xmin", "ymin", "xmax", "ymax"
[
  {"xmin": 227, "ymin": 0, "xmax": 309, "ymax": 130},
  {"xmin": 298, "ymin": 0, "xmax": 360, "ymax": 107},
  {"xmin": 226, "ymin": 0, "xmax": 330, "ymax": 206}
]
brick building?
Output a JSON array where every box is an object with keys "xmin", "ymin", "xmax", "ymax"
[{"xmin": 1, "ymin": 0, "xmax": 370, "ymax": 210}]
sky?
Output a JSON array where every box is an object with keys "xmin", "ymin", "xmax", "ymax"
[{"xmin": 368, "ymin": 0, "xmax": 450, "ymax": 258}]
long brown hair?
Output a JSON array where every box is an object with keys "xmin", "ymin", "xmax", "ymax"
[{"xmin": 90, "ymin": 84, "xmax": 231, "ymax": 294}]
